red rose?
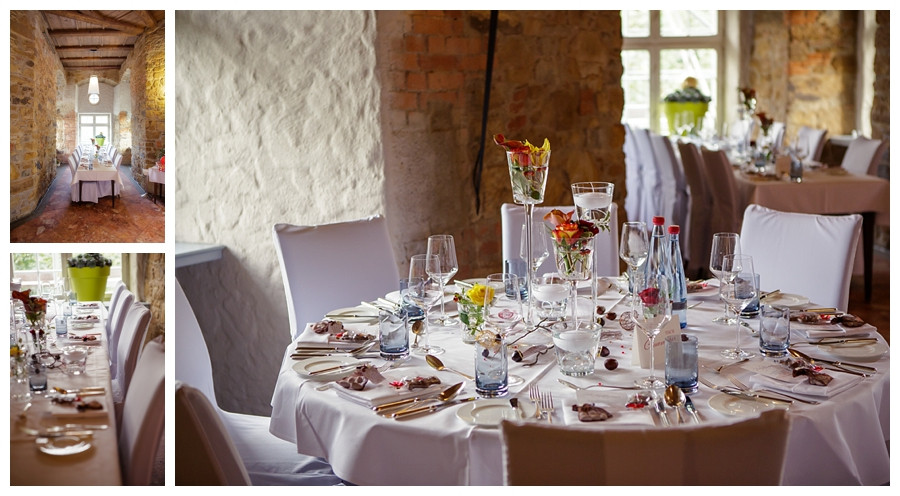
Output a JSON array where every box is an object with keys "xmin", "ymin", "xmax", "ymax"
[{"xmin": 639, "ymin": 287, "xmax": 660, "ymax": 306}]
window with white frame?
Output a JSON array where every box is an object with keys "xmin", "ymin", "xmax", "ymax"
[
  {"xmin": 78, "ymin": 113, "xmax": 111, "ymax": 147},
  {"xmin": 621, "ymin": 10, "xmax": 725, "ymax": 135},
  {"xmin": 11, "ymin": 253, "xmax": 123, "ymax": 301}
]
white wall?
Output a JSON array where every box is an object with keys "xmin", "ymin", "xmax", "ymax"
[{"xmin": 174, "ymin": 11, "xmax": 386, "ymax": 415}]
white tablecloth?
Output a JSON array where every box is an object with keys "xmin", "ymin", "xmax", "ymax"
[
  {"xmin": 148, "ymin": 166, "xmax": 165, "ymax": 184},
  {"xmin": 269, "ymin": 284, "xmax": 890, "ymax": 485}
]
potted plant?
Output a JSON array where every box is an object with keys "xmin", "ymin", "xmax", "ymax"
[
  {"xmin": 67, "ymin": 253, "xmax": 113, "ymax": 301},
  {"xmin": 662, "ymin": 77, "xmax": 711, "ymax": 136},
  {"xmin": 95, "ymin": 132, "xmax": 106, "ymax": 147}
]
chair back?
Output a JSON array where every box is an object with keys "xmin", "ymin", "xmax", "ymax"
[
  {"xmin": 273, "ymin": 215, "xmax": 399, "ymax": 340},
  {"xmin": 175, "ymin": 278, "xmax": 218, "ymax": 406},
  {"xmin": 676, "ymin": 141, "xmax": 712, "ymax": 278},
  {"xmin": 796, "ymin": 126, "xmax": 827, "ymax": 161},
  {"xmin": 650, "ymin": 134, "xmax": 688, "ymax": 243},
  {"xmin": 768, "ymin": 122, "xmax": 786, "ymax": 152},
  {"xmin": 68, "ymin": 153, "xmax": 78, "ymax": 176},
  {"xmin": 107, "ymin": 281, "xmax": 127, "ymax": 336},
  {"xmin": 114, "ymin": 301, "xmax": 152, "ymax": 395},
  {"xmin": 501, "ymin": 409, "xmax": 790, "ymax": 485},
  {"xmin": 840, "ymin": 136, "xmax": 888, "ymax": 176},
  {"xmin": 108, "ymin": 290, "xmax": 135, "ymax": 378},
  {"xmin": 700, "ymin": 147, "xmax": 741, "ymax": 234},
  {"xmin": 622, "ymin": 123, "xmax": 644, "ymax": 223},
  {"xmin": 633, "ymin": 128, "xmax": 661, "ymax": 226},
  {"xmin": 740, "ymin": 204, "xmax": 861, "ymax": 311},
  {"xmin": 175, "ymin": 381, "xmax": 251, "ymax": 485},
  {"xmin": 119, "ymin": 338, "xmax": 165, "ymax": 486},
  {"xmin": 501, "ymin": 203, "xmax": 619, "ymax": 277}
]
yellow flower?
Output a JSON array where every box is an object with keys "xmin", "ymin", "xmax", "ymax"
[{"xmin": 465, "ymin": 283, "xmax": 493, "ymax": 307}]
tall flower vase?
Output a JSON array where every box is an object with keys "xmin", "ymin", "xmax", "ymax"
[
  {"xmin": 552, "ymin": 236, "xmax": 595, "ymax": 331},
  {"xmin": 25, "ymin": 311, "xmax": 46, "ymax": 355},
  {"xmin": 506, "ymin": 149, "xmax": 550, "ymax": 328}
]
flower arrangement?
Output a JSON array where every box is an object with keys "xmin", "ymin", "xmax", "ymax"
[
  {"xmin": 756, "ymin": 111, "xmax": 774, "ymax": 136},
  {"xmin": 494, "ymin": 134, "xmax": 550, "ymax": 204},
  {"xmin": 543, "ymin": 209, "xmax": 599, "ymax": 278},
  {"xmin": 67, "ymin": 253, "xmax": 112, "ymax": 268},
  {"xmin": 663, "ymin": 77, "xmax": 711, "ymax": 103},
  {"xmin": 454, "ymin": 283, "xmax": 493, "ymax": 340},
  {"xmin": 95, "ymin": 132, "xmax": 106, "ymax": 139},
  {"xmin": 12, "ymin": 290, "xmax": 47, "ymax": 329},
  {"xmin": 739, "ymin": 87, "xmax": 757, "ymax": 113}
]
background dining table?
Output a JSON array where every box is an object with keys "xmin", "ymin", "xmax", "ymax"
[
  {"xmin": 75, "ymin": 158, "xmax": 123, "ymax": 208},
  {"xmin": 268, "ymin": 281, "xmax": 890, "ymax": 485},
  {"xmin": 10, "ymin": 303, "xmax": 122, "ymax": 485}
]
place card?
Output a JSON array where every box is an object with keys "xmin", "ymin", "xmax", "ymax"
[{"xmin": 631, "ymin": 319, "xmax": 679, "ymax": 369}]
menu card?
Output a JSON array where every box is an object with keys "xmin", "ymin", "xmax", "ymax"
[{"xmin": 631, "ymin": 319, "xmax": 680, "ymax": 369}]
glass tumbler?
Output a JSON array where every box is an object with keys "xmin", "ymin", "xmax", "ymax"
[
  {"xmin": 475, "ymin": 331, "xmax": 508, "ymax": 397},
  {"xmin": 379, "ymin": 309, "xmax": 410, "ymax": 361},
  {"xmin": 665, "ymin": 334, "xmax": 699, "ymax": 393},
  {"xmin": 759, "ymin": 304, "xmax": 790, "ymax": 357}
]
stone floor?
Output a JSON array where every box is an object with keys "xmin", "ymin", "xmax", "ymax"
[
  {"xmin": 10, "ymin": 165, "xmax": 164, "ymax": 243},
  {"xmin": 847, "ymin": 249, "xmax": 890, "ymax": 344}
]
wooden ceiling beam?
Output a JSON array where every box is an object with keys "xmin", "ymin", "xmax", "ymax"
[
  {"xmin": 48, "ymin": 29, "xmax": 132, "ymax": 38},
  {"xmin": 58, "ymin": 56, "xmax": 127, "ymax": 62},
  {"xmin": 137, "ymin": 11, "xmax": 157, "ymax": 28},
  {"xmin": 44, "ymin": 11, "xmax": 145, "ymax": 36},
  {"xmin": 61, "ymin": 64, "xmax": 122, "ymax": 71},
  {"xmin": 56, "ymin": 44, "xmax": 135, "ymax": 52}
]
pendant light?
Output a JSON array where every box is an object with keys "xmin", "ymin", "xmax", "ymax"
[{"xmin": 88, "ymin": 75, "xmax": 100, "ymax": 104}]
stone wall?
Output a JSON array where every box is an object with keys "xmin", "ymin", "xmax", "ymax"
[
  {"xmin": 175, "ymin": 11, "xmax": 385, "ymax": 415},
  {"xmin": 377, "ymin": 11, "xmax": 626, "ymax": 279},
  {"xmin": 10, "ymin": 11, "xmax": 64, "ymax": 222},
  {"xmin": 871, "ymin": 11, "xmax": 889, "ymax": 141},
  {"xmin": 142, "ymin": 254, "xmax": 166, "ymax": 343},
  {"xmin": 122, "ymin": 22, "xmax": 165, "ymax": 191}
]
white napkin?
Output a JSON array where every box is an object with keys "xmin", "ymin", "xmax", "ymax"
[
  {"xmin": 794, "ymin": 322, "xmax": 875, "ymax": 340},
  {"xmin": 747, "ymin": 363, "xmax": 863, "ymax": 398},
  {"xmin": 332, "ymin": 367, "xmax": 457, "ymax": 408},
  {"xmin": 294, "ymin": 321, "xmax": 378, "ymax": 350},
  {"xmin": 46, "ymin": 397, "xmax": 108, "ymax": 419},
  {"xmin": 566, "ymin": 390, "xmax": 654, "ymax": 426}
]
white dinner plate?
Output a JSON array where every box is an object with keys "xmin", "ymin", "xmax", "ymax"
[
  {"xmin": 325, "ymin": 306, "xmax": 379, "ymax": 324},
  {"xmin": 686, "ymin": 281, "xmax": 720, "ymax": 300},
  {"xmin": 292, "ymin": 356, "xmax": 361, "ymax": 379},
  {"xmin": 36, "ymin": 436, "xmax": 92, "ymax": 456},
  {"xmin": 762, "ymin": 293, "xmax": 809, "ymax": 309},
  {"xmin": 384, "ymin": 291, "xmax": 457, "ymax": 307},
  {"xmin": 707, "ymin": 393, "xmax": 789, "ymax": 417},
  {"xmin": 456, "ymin": 399, "xmax": 537, "ymax": 427},
  {"xmin": 815, "ymin": 341, "xmax": 888, "ymax": 362},
  {"xmin": 70, "ymin": 322, "xmax": 95, "ymax": 330}
]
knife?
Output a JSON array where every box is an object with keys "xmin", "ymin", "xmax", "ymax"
[
  {"xmin": 23, "ymin": 428, "xmax": 94, "ymax": 438},
  {"xmin": 720, "ymin": 388, "xmax": 792, "ymax": 405},
  {"xmin": 683, "ymin": 396, "xmax": 701, "ymax": 423},
  {"xmin": 372, "ymin": 390, "xmax": 443, "ymax": 413},
  {"xmin": 307, "ymin": 362, "xmax": 367, "ymax": 376},
  {"xmin": 392, "ymin": 397, "xmax": 477, "ymax": 419},
  {"xmin": 653, "ymin": 398, "xmax": 670, "ymax": 427},
  {"xmin": 788, "ymin": 348, "xmax": 877, "ymax": 373},
  {"xmin": 807, "ymin": 338, "xmax": 877, "ymax": 345}
]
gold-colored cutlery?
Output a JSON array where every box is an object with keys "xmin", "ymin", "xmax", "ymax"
[
  {"xmin": 787, "ymin": 348, "xmax": 876, "ymax": 376},
  {"xmin": 52, "ymin": 386, "xmax": 105, "ymax": 396},
  {"xmin": 373, "ymin": 383, "xmax": 462, "ymax": 415}
]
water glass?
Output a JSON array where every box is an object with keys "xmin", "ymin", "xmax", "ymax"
[
  {"xmin": 379, "ymin": 309, "xmax": 410, "ymax": 361},
  {"xmin": 28, "ymin": 361, "xmax": 48, "ymax": 392},
  {"xmin": 759, "ymin": 304, "xmax": 791, "ymax": 357},
  {"xmin": 665, "ymin": 334, "xmax": 699, "ymax": 393},
  {"xmin": 532, "ymin": 274, "xmax": 568, "ymax": 321},
  {"xmin": 62, "ymin": 346, "xmax": 88, "ymax": 375},
  {"xmin": 474, "ymin": 331, "xmax": 508, "ymax": 397},
  {"xmin": 740, "ymin": 273, "xmax": 761, "ymax": 318},
  {"xmin": 68, "ymin": 291, "xmax": 78, "ymax": 306},
  {"xmin": 503, "ymin": 259, "xmax": 528, "ymax": 299},
  {"xmin": 55, "ymin": 314, "xmax": 68, "ymax": 337},
  {"xmin": 552, "ymin": 325, "xmax": 601, "ymax": 376}
]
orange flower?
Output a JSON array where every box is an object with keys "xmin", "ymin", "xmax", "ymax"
[
  {"xmin": 553, "ymin": 221, "xmax": 582, "ymax": 246},
  {"xmin": 543, "ymin": 209, "xmax": 573, "ymax": 227}
]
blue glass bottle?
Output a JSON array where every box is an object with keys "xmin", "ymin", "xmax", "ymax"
[
  {"xmin": 645, "ymin": 216, "xmax": 670, "ymax": 281},
  {"xmin": 668, "ymin": 225, "xmax": 688, "ymax": 328}
]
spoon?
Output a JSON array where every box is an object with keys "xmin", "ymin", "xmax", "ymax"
[
  {"xmin": 392, "ymin": 382, "xmax": 463, "ymax": 417},
  {"xmin": 411, "ymin": 320, "xmax": 424, "ymax": 347},
  {"xmin": 425, "ymin": 354, "xmax": 474, "ymax": 381},
  {"xmin": 664, "ymin": 384, "xmax": 686, "ymax": 424},
  {"xmin": 558, "ymin": 378, "xmax": 639, "ymax": 391}
]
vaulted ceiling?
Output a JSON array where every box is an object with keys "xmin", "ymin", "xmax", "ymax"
[{"xmin": 41, "ymin": 10, "xmax": 165, "ymax": 72}]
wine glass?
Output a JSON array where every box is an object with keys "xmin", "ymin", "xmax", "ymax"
[
  {"xmin": 407, "ymin": 255, "xmax": 444, "ymax": 356},
  {"xmin": 719, "ymin": 254, "xmax": 757, "ymax": 360},
  {"xmin": 520, "ymin": 222, "xmax": 549, "ymax": 274},
  {"xmin": 633, "ymin": 271, "xmax": 672, "ymax": 389},
  {"xmin": 709, "ymin": 232, "xmax": 740, "ymax": 324},
  {"xmin": 619, "ymin": 221, "xmax": 649, "ymax": 321},
  {"xmin": 426, "ymin": 235, "xmax": 459, "ymax": 327},
  {"xmin": 483, "ymin": 273, "xmax": 523, "ymax": 336}
]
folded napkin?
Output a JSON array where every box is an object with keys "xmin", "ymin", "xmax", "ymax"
[
  {"xmin": 65, "ymin": 328, "xmax": 103, "ymax": 345},
  {"xmin": 294, "ymin": 321, "xmax": 378, "ymax": 350},
  {"xmin": 793, "ymin": 322, "xmax": 875, "ymax": 340},
  {"xmin": 332, "ymin": 367, "xmax": 456, "ymax": 408},
  {"xmin": 71, "ymin": 315, "xmax": 100, "ymax": 323},
  {"xmin": 747, "ymin": 363, "xmax": 863, "ymax": 399},
  {"xmin": 46, "ymin": 397, "xmax": 108, "ymax": 419},
  {"xmin": 566, "ymin": 390, "xmax": 654, "ymax": 426}
]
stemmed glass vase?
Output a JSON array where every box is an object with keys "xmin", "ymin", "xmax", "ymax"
[
  {"xmin": 551, "ymin": 234, "xmax": 595, "ymax": 330},
  {"xmin": 633, "ymin": 272, "xmax": 672, "ymax": 389},
  {"xmin": 407, "ymin": 255, "xmax": 445, "ymax": 356},
  {"xmin": 571, "ymin": 181, "xmax": 614, "ymax": 329},
  {"xmin": 520, "ymin": 222, "xmax": 549, "ymax": 276},
  {"xmin": 505, "ymin": 149, "xmax": 550, "ymax": 328},
  {"xmin": 618, "ymin": 221, "xmax": 649, "ymax": 329},
  {"xmin": 709, "ymin": 232, "xmax": 740, "ymax": 325},
  {"xmin": 483, "ymin": 273, "xmax": 524, "ymax": 336},
  {"xmin": 719, "ymin": 254, "xmax": 757, "ymax": 360},
  {"xmin": 426, "ymin": 234, "xmax": 459, "ymax": 327}
]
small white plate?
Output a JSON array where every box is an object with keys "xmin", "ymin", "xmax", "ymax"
[
  {"xmin": 815, "ymin": 340, "xmax": 888, "ymax": 362},
  {"xmin": 687, "ymin": 281, "xmax": 720, "ymax": 300},
  {"xmin": 707, "ymin": 393, "xmax": 788, "ymax": 417},
  {"xmin": 456, "ymin": 399, "xmax": 537, "ymax": 426},
  {"xmin": 70, "ymin": 322, "xmax": 95, "ymax": 330},
  {"xmin": 36, "ymin": 436, "xmax": 92, "ymax": 456},
  {"xmin": 762, "ymin": 293, "xmax": 809, "ymax": 309},
  {"xmin": 384, "ymin": 291, "xmax": 457, "ymax": 306},
  {"xmin": 292, "ymin": 356, "xmax": 361, "ymax": 379},
  {"xmin": 326, "ymin": 306, "xmax": 379, "ymax": 323}
]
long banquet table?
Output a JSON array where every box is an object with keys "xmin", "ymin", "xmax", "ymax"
[
  {"xmin": 731, "ymin": 166, "xmax": 890, "ymax": 302},
  {"xmin": 75, "ymin": 158, "xmax": 123, "ymax": 207},
  {"xmin": 269, "ymin": 283, "xmax": 890, "ymax": 485},
  {"xmin": 10, "ymin": 303, "xmax": 122, "ymax": 485}
]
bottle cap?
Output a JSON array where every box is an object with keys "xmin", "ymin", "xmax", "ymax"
[
  {"xmin": 668, "ymin": 225, "xmax": 680, "ymax": 234},
  {"xmin": 652, "ymin": 216, "xmax": 665, "ymax": 226}
]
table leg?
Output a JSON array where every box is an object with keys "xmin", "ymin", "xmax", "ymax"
[
  {"xmin": 862, "ymin": 212, "xmax": 874, "ymax": 303},
  {"xmin": 111, "ymin": 180, "xmax": 115, "ymax": 208},
  {"xmin": 79, "ymin": 182, "xmax": 83, "ymax": 203}
]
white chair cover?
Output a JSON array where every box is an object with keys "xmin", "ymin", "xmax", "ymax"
[
  {"xmin": 622, "ymin": 123, "xmax": 644, "ymax": 223},
  {"xmin": 796, "ymin": 126, "xmax": 827, "ymax": 162},
  {"xmin": 501, "ymin": 409, "xmax": 790, "ymax": 485},
  {"xmin": 700, "ymin": 147, "xmax": 742, "ymax": 234},
  {"xmin": 740, "ymin": 204, "xmax": 861, "ymax": 311},
  {"xmin": 69, "ymin": 154, "xmax": 101, "ymax": 203},
  {"xmin": 768, "ymin": 122, "xmax": 786, "ymax": 152},
  {"xmin": 677, "ymin": 141, "xmax": 712, "ymax": 278},
  {"xmin": 108, "ymin": 290, "xmax": 135, "ymax": 377},
  {"xmin": 175, "ymin": 278, "xmax": 342, "ymax": 485},
  {"xmin": 501, "ymin": 203, "xmax": 619, "ymax": 277},
  {"xmin": 106, "ymin": 281, "xmax": 127, "ymax": 337},
  {"xmin": 175, "ymin": 381, "xmax": 251, "ymax": 485},
  {"xmin": 840, "ymin": 136, "xmax": 888, "ymax": 176},
  {"xmin": 650, "ymin": 134, "xmax": 688, "ymax": 250},
  {"xmin": 97, "ymin": 154, "xmax": 123, "ymax": 198},
  {"xmin": 272, "ymin": 215, "xmax": 399, "ymax": 340},
  {"xmin": 118, "ymin": 338, "xmax": 165, "ymax": 486},
  {"xmin": 632, "ymin": 128, "xmax": 661, "ymax": 227},
  {"xmin": 112, "ymin": 301, "xmax": 151, "ymax": 408}
]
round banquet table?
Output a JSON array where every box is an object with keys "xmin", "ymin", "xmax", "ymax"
[{"xmin": 268, "ymin": 280, "xmax": 890, "ymax": 485}]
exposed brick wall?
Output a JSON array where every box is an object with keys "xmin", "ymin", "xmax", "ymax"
[
  {"xmin": 10, "ymin": 11, "xmax": 65, "ymax": 222},
  {"xmin": 378, "ymin": 11, "xmax": 625, "ymax": 278},
  {"xmin": 122, "ymin": 22, "xmax": 165, "ymax": 191},
  {"xmin": 871, "ymin": 10, "xmax": 889, "ymax": 141},
  {"xmin": 142, "ymin": 253, "xmax": 165, "ymax": 344}
]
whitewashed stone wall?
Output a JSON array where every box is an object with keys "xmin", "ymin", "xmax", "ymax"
[{"xmin": 175, "ymin": 11, "xmax": 386, "ymax": 415}]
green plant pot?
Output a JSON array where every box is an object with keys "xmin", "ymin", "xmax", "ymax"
[
  {"xmin": 662, "ymin": 101, "xmax": 709, "ymax": 135},
  {"xmin": 95, "ymin": 137, "xmax": 105, "ymax": 146},
  {"xmin": 68, "ymin": 266, "xmax": 110, "ymax": 301}
]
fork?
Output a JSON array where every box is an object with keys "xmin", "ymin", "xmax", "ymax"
[
  {"xmin": 701, "ymin": 357, "xmax": 750, "ymax": 374},
  {"xmin": 541, "ymin": 392, "xmax": 554, "ymax": 424},
  {"xmin": 528, "ymin": 384, "xmax": 544, "ymax": 420},
  {"xmin": 727, "ymin": 374, "xmax": 820, "ymax": 405}
]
